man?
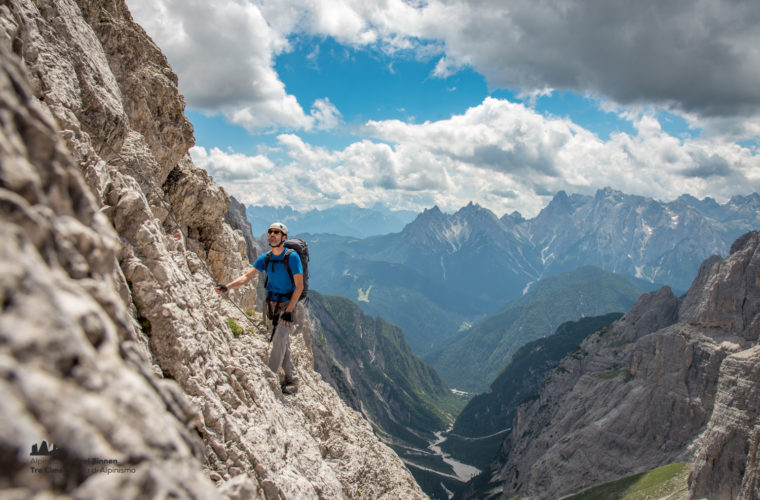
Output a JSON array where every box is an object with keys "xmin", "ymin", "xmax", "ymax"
[{"xmin": 215, "ymin": 222, "xmax": 303, "ymax": 394}]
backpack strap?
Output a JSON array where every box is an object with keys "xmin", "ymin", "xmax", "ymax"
[
  {"xmin": 281, "ymin": 249, "xmax": 294, "ymax": 286},
  {"xmin": 263, "ymin": 249, "xmax": 295, "ymax": 301},
  {"xmin": 263, "ymin": 251, "xmax": 271, "ymax": 290}
]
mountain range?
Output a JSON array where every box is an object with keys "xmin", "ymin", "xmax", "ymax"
[
  {"xmin": 526, "ymin": 189, "xmax": 760, "ymax": 292},
  {"xmin": 299, "ymin": 189, "xmax": 759, "ymax": 361},
  {"xmin": 246, "ymin": 204, "xmax": 417, "ymax": 238}
]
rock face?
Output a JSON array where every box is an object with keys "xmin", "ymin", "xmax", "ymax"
[
  {"xmin": 0, "ymin": 1, "xmax": 424, "ymax": 498},
  {"xmin": 462, "ymin": 232, "xmax": 760, "ymax": 499},
  {"xmin": 447, "ymin": 313, "xmax": 624, "ymax": 470},
  {"xmin": 225, "ymin": 195, "xmax": 259, "ymax": 265},
  {"xmin": 0, "ymin": 42, "xmax": 220, "ymax": 499},
  {"xmin": 687, "ymin": 231, "xmax": 760, "ymax": 500}
]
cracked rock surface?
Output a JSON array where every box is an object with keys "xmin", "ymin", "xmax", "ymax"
[{"xmin": 0, "ymin": 1, "xmax": 424, "ymax": 498}]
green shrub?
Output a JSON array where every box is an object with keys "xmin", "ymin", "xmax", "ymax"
[
  {"xmin": 227, "ymin": 317, "xmax": 244, "ymax": 337},
  {"xmin": 315, "ymin": 329, "xmax": 328, "ymax": 349}
]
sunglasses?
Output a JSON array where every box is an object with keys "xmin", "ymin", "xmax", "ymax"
[{"xmin": 268, "ymin": 229, "xmax": 282, "ymax": 235}]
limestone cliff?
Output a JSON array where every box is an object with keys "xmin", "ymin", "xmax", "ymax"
[
  {"xmin": 0, "ymin": 1, "xmax": 424, "ymax": 498},
  {"xmin": 225, "ymin": 195, "xmax": 260, "ymax": 265},
  {"xmin": 461, "ymin": 231, "xmax": 760, "ymax": 499}
]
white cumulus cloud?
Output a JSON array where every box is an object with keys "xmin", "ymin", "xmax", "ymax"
[{"xmin": 192, "ymin": 98, "xmax": 759, "ymax": 217}]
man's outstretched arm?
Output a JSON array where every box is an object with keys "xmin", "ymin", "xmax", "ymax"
[{"xmin": 215, "ymin": 267, "xmax": 258, "ymax": 294}]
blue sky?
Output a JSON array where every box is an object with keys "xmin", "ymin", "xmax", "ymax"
[
  {"xmin": 127, "ymin": 0, "xmax": 759, "ymax": 218},
  {"xmin": 190, "ymin": 37, "xmax": 644, "ymax": 152}
]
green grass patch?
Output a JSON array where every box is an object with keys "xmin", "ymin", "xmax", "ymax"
[
  {"xmin": 599, "ymin": 324, "xmax": 616, "ymax": 338},
  {"xmin": 592, "ymin": 369, "xmax": 634, "ymax": 382},
  {"xmin": 315, "ymin": 328, "xmax": 329, "ymax": 349},
  {"xmin": 565, "ymin": 462, "xmax": 692, "ymax": 500},
  {"xmin": 226, "ymin": 317, "xmax": 244, "ymax": 337}
]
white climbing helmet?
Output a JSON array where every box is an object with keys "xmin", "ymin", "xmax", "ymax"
[{"xmin": 268, "ymin": 222, "xmax": 288, "ymax": 235}]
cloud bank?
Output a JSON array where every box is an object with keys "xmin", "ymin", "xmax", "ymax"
[
  {"xmin": 192, "ymin": 98, "xmax": 759, "ymax": 217},
  {"xmin": 129, "ymin": 0, "xmax": 760, "ymax": 128}
]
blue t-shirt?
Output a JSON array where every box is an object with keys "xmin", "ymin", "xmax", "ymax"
[{"xmin": 254, "ymin": 249, "xmax": 303, "ymax": 296}]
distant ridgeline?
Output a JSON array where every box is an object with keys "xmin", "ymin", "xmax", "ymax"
[{"xmin": 246, "ymin": 204, "xmax": 417, "ymax": 238}]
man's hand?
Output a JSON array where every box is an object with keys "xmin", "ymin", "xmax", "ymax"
[
  {"xmin": 281, "ymin": 311, "xmax": 293, "ymax": 326},
  {"xmin": 216, "ymin": 268, "xmax": 257, "ymax": 295}
]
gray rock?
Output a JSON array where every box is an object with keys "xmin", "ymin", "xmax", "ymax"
[
  {"xmin": 614, "ymin": 285, "xmax": 680, "ymax": 342},
  {"xmin": 467, "ymin": 232, "xmax": 760, "ymax": 499},
  {"xmin": 0, "ymin": 1, "xmax": 426, "ymax": 498},
  {"xmin": 0, "ymin": 41, "xmax": 220, "ymax": 499},
  {"xmin": 225, "ymin": 196, "xmax": 259, "ymax": 265}
]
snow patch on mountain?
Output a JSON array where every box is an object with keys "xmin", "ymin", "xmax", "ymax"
[
  {"xmin": 541, "ymin": 235, "xmax": 557, "ymax": 265},
  {"xmin": 441, "ymin": 220, "xmax": 470, "ymax": 252},
  {"xmin": 358, "ymin": 285, "xmax": 372, "ymax": 302}
]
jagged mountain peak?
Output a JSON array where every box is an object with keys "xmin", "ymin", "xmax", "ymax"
[
  {"xmin": 455, "ymin": 201, "xmax": 499, "ymax": 221},
  {"xmin": 403, "ymin": 202, "xmax": 514, "ymax": 253},
  {"xmin": 591, "ymin": 186, "xmax": 653, "ymax": 209},
  {"xmin": 677, "ymin": 193, "xmax": 718, "ymax": 206},
  {"xmin": 729, "ymin": 192, "xmax": 760, "ymax": 205},
  {"xmin": 543, "ymin": 189, "xmax": 572, "ymax": 211},
  {"xmin": 402, "ymin": 204, "xmax": 447, "ymax": 235},
  {"xmin": 680, "ymin": 231, "xmax": 760, "ymax": 340},
  {"xmin": 594, "ymin": 185, "xmax": 623, "ymax": 199},
  {"xmin": 412, "ymin": 204, "xmax": 445, "ymax": 220},
  {"xmin": 533, "ymin": 189, "xmax": 588, "ymax": 220},
  {"xmin": 500, "ymin": 210, "xmax": 526, "ymax": 226}
]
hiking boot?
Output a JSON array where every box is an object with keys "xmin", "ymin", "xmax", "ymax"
[
  {"xmin": 281, "ymin": 384, "xmax": 298, "ymax": 395},
  {"xmin": 281, "ymin": 376, "xmax": 299, "ymax": 395}
]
